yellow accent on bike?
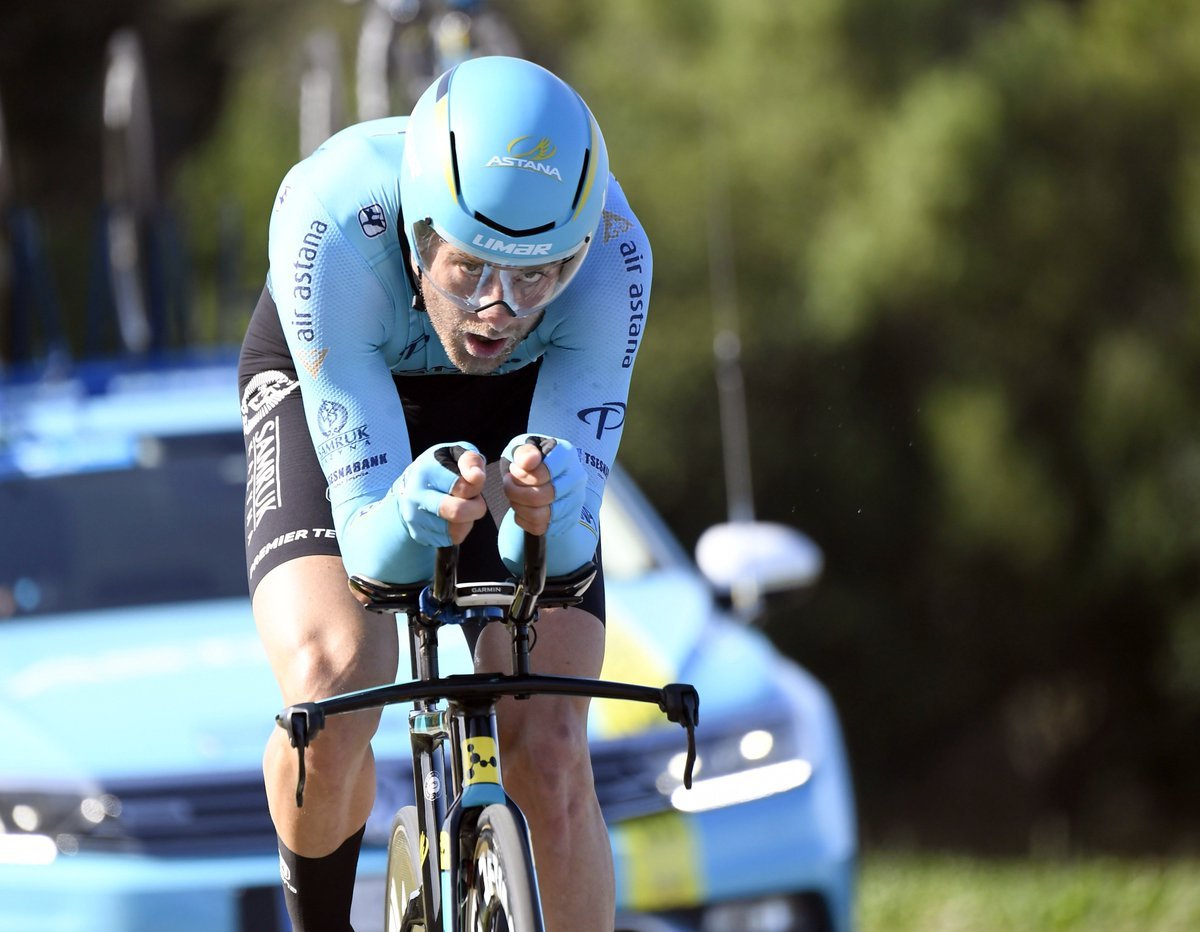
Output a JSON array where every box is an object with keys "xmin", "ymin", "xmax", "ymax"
[
  {"xmin": 420, "ymin": 832, "xmax": 429, "ymax": 866},
  {"xmin": 439, "ymin": 830, "xmax": 450, "ymax": 872},
  {"xmin": 461, "ymin": 736, "xmax": 501, "ymax": 785},
  {"xmin": 610, "ymin": 812, "xmax": 703, "ymax": 910}
]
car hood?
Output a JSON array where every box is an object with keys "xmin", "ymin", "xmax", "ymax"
[
  {"xmin": 0, "ymin": 571, "xmax": 790, "ymax": 784},
  {"xmin": 0, "ymin": 599, "xmax": 277, "ymax": 785},
  {"xmin": 591, "ymin": 569, "xmax": 789, "ymax": 740}
]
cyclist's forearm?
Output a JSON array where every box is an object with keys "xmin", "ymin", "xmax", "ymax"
[
  {"xmin": 498, "ymin": 487, "xmax": 600, "ymax": 578},
  {"xmin": 334, "ymin": 491, "xmax": 436, "ymax": 584}
]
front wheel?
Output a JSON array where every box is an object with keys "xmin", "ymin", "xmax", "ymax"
[
  {"xmin": 384, "ymin": 805, "xmax": 425, "ymax": 932},
  {"xmin": 462, "ymin": 804, "xmax": 542, "ymax": 931}
]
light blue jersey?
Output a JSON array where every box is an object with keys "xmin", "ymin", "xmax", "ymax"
[{"xmin": 265, "ymin": 118, "xmax": 652, "ymax": 581}]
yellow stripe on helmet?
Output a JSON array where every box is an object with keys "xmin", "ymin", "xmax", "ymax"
[
  {"xmin": 434, "ymin": 93, "xmax": 457, "ymax": 199},
  {"xmin": 571, "ymin": 115, "xmax": 602, "ymax": 222}
]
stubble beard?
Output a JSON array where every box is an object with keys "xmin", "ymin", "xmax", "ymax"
[{"xmin": 422, "ymin": 286, "xmax": 541, "ymax": 375}]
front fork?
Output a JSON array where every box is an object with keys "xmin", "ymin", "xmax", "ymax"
[
  {"xmin": 441, "ymin": 705, "xmax": 545, "ymax": 931},
  {"xmin": 408, "ymin": 706, "xmax": 449, "ymax": 931}
]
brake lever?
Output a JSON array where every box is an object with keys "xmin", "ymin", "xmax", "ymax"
[
  {"xmin": 659, "ymin": 683, "xmax": 701, "ymax": 789},
  {"xmin": 276, "ymin": 703, "xmax": 326, "ymax": 807}
]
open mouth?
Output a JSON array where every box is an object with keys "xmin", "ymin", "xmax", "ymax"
[{"xmin": 464, "ymin": 333, "xmax": 509, "ymax": 358}]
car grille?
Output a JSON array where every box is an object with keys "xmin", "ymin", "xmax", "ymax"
[
  {"xmin": 49, "ymin": 733, "xmax": 675, "ymax": 858},
  {"xmin": 68, "ymin": 773, "xmax": 278, "ymax": 857},
  {"xmin": 591, "ymin": 730, "xmax": 677, "ymax": 823}
]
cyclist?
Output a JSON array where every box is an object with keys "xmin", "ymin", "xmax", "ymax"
[{"xmin": 239, "ymin": 56, "xmax": 651, "ymax": 931}]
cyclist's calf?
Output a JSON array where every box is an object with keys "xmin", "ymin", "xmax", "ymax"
[{"xmin": 255, "ymin": 555, "xmax": 399, "ymax": 848}]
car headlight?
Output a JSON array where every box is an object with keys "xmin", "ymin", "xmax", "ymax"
[
  {"xmin": 656, "ymin": 721, "xmax": 815, "ymax": 814},
  {"xmin": 0, "ymin": 792, "xmax": 122, "ymax": 865}
]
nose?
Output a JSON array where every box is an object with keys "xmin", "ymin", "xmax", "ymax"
[{"xmin": 475, "ymin": 301, "xmax": 517, "ymax": 329}]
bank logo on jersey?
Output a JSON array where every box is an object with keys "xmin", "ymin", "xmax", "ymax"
[
  {"xmin": 317, "ymin": 400, "xmax": 349, "ymax": 437},
  {"xmin": 358, "ymin": 203, "xmax": 387, "ymax": 238}
]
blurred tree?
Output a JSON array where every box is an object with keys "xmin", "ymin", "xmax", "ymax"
[
  {"xmin": 511, "ymin": 0, "xmax": 1200, "ymax": 853},
  {"xmin": 0, "ymin": 0, "xmax": 249, "ymax": 338}
]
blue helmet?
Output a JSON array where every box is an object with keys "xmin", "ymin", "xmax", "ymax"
[{"xmin": 400, "ymin": 56, "xmax": 608, "ymax": 272}]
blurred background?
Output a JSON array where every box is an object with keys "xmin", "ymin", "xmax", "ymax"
[{"xmin": 3, "ymin": 0, "xmax": 1200, "ymax": 866}]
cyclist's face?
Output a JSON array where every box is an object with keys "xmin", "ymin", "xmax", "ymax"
[
  {"xmin": 418, "ymin": 253, "xmax": 543, "ymax": 375},
  {"xmin": 423, "ymin": 241, "xmax": 566, "ymax": 318}
]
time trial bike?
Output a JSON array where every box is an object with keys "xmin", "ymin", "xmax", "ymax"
[{"xmin": 276, "ymin": 525, "xmax": 700, "ymax": 931}]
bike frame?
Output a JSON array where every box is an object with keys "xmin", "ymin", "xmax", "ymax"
[{"xmin": 277, "ymin": 537, "xmax": 699, "ymax": 931}]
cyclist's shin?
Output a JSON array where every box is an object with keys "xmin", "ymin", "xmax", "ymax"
[{"xmin": 277, "ymin": 825, "xmax": 366, "ymax": 932}]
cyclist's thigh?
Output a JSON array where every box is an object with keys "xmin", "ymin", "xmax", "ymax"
[
  {"xmin": 239, "ymin": 296, "xmax": 399, "ymax": 701},
  {"xmin": 253, "ymin": 554, "xmax": 400, "ymax": 705}
]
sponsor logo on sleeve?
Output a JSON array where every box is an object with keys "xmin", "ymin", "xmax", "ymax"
[
  {"xmin": 577, "ymin": 402, "xmax": 626, "ymax": 440},
  {"xmin": 327, "ymin": 453, "xmax": 390, "ymax": 487},
  {"xmin": 602, "ymin": 209, "xmax": 633, "ymax": 244},
  {"xmin": 317, "ymin": 400, "xmax": 349, "ymax": 437},
  {"xmin": 358, "ymin": 203, "xmax": 388, "ymax": 238},
  {"xmin": 290, "ymin": 220, "xmax": 328, "ymax": 340},
  {"xmin": 315, "ymin": 400, "xmax": 373, "ymax": 460},
  {"xmin": 578, "ymin": 449, "xmax": 610, "ymax": 479},
  {"xmin": 579, "ymin": 504, "xmax": 598, "ymax": 537},
  {"xmin": 620, "ymin": 240, "xmax": 646, "ymax": 368},
  {"xmin": 298, "ymin": 347, "xmax": 329, "ymax": 380}
]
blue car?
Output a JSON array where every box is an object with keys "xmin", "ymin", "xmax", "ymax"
[{"xmin": 0, "ymin": 353, "xmax": 856, "ymax": 932}]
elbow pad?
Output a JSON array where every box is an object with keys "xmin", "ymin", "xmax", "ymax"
[{"xmin": 497, "ymin": 434, "xmax": 595, "ymax": 577}]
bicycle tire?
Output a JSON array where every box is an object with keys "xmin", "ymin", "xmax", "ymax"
[
  {"xmin": 463, "ymin": 804, "xmax": 541, "ymax": 932},
  {"xmin": 384, "ymin": 805, "xmax": 426, "ymax": 932}
]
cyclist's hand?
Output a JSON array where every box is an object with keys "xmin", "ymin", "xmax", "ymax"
[
  {"xmin": 501, "ymin": 434, "xmax": 586, "ymax": 538},
  {"xmin": 394, "ymin": 443, "xmax": 487, "ymax": 547},
  {"xmin": 441, "ymin": 447, "xmax": 487, "ymax": 544}
]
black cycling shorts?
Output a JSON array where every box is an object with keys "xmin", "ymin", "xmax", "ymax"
[{"xmin": 238, "ymin": 285, "xmax": 604, "ymax": 633}]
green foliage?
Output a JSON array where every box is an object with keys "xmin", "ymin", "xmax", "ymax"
[
  {"xmin": 859, "ymin": 853, "xmax": 1200, "ymax": 931},
  {"xmin": 516, "ymin": 0, "xmax": 1200, "ymax": 852}
]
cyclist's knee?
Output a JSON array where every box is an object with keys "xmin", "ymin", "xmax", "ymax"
[
  {"xmin": 501, "ymin": 699, "xmax": 593, "ymax": 798},
  {"xmin": 267, "ymin": 636, "xmax": 392, "ymax": 774}
]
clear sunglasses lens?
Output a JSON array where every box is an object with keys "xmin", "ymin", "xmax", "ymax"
[{"xmin": 414, "ymin": 222, "xmax": 587, "ymax": 316}]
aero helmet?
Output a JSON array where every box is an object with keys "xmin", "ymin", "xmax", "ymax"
[{"xmin": 400, "ymin": 57, "xmax": 608, "ymax": 311}]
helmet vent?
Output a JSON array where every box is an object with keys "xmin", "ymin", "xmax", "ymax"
[
  {"xmin": 472, "ymin": 212, "xmax": 555, "ymax": 238},
  {"xmin": 448, "ymin": 131, "xmax": 463, "ymax": 196},
  {"xmin": 570, "ymin": 148, "xmax": 591, "ymax": 210}
]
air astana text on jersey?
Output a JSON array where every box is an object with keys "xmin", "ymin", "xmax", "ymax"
[
  {"xmin": 291, "ymin": 220, "xmax": 328, "ymax": 342},
  {"xmin": 621, "ymin": 239, "xmax": 646, "ymax": 369}
]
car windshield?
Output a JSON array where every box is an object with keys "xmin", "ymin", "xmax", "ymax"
[
  {"xmin": 0, "ymin": 431, "xmax": 249, "ymax": 618},
  {"xmin": 0, "ymin": 420, "xmax": 664, "ymax": 620}
]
